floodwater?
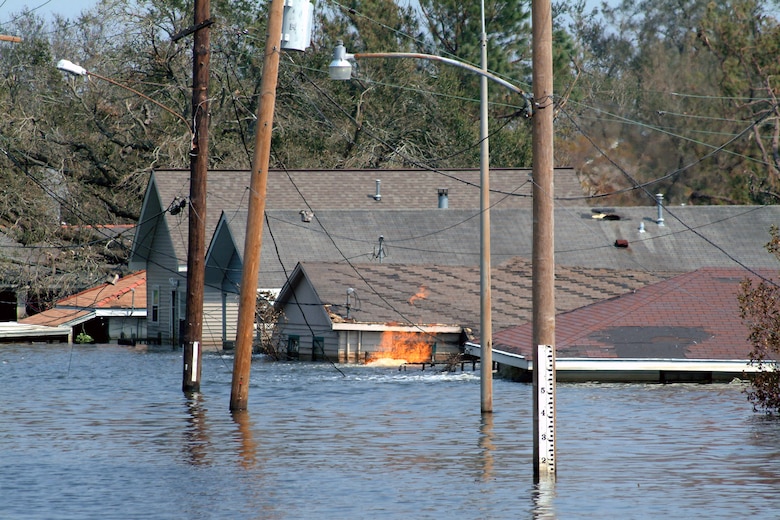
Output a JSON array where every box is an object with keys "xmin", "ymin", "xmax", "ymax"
[{"xmin": 2, "ymin": 344, "xmax": 780, "ymax": 519}]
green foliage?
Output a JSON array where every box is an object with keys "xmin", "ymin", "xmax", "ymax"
[
  {"xmin": 75, "ymin": 332, "xmax": 95, "ymax": 344},
  {"xmin": 739, "ymin": 226, "xmax": 780, "ymax": 413}
]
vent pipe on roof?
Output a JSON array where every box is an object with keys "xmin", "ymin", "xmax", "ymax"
[
  {"xmin": 655, "ymin": 193, "xmax": 665, "ymax": 226},
  {"xmin": 438, "ymin": 188, "xmax": 449, "ymax": 209},
  {"xmin": 374, "ymin": 179, "xmax": 382, "ymax": 201}
]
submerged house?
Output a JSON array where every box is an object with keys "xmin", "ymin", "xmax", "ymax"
[
  {"xmin": 134, "ymin": 167, "xmax": 581, "ymax": 348},
  {"xmin": 19, "ymin": 271, "xmax": 147, "ymax": 344},
  {"xmin": 457, "ymin": 204, "xmax": 780, "ymax": 382},
  {"xmin": 466, "ymin": 267, "xmax": 778, "ymax": 383},
  {"xmin": 273, "ymin": 259, "xmax": 671, "ymax": 363}
]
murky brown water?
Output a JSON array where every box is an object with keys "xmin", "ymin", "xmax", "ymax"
[{"xmin": 2, "ymin": 344, "xmax": 779, "ymax": 519}]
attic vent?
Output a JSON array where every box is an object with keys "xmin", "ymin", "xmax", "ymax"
[
  {"xmin": 614, "ymin": 239, "xmax": 629, "ymax": 248},
  {"xmin": 374, "ymin": 179, "xmax": 382, "ymax": 201}
]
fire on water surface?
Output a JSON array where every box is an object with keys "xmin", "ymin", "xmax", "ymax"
[{"xmin": 367, "ymin": 330, "xmax": 432, "ymax": 365}]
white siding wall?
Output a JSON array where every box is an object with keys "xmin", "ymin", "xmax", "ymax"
[{"xmin": 203, "ymin": 288, "xmax": 239, "ymax": 348}]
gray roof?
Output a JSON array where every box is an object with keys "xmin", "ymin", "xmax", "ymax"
[
  {"xmin": 278, "ymin": 259, "xmax": 673, "ymax": 338},
  {"xmin": 213, "ymin": 204, "xmax": 780, "ymax": 289},
  {"xmin": 152, "ymin": 166, "xmax": 582, "ymax": 210},
  {"xmin": 149, "ymin": 167, "xmax": 582, "ymax": 265},
  {"xmin": 552, "ymin": 205, "xmax": 780, "ymax": 271}
]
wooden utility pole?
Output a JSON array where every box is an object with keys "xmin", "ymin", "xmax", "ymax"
[
  {"xmin": 0, "ymin": 35, "xmax": 22, "ymax": 43},
  {"xmin": 183, "ymin": 0, "xmax": 211, "ymax": 393},
  {"xmin": 531, "ymin": 0, "xmax": 556, "ymax": 480},
  {"xmin": 229, "ymin": 0, "xmax": 285, "ymax": 411}
]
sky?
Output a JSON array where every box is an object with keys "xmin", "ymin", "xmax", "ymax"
[
  {"xmin": 1, "ymin": 0, "xmax": 96, "ymax": 26},
  {"xmin": 1, "ymin": 0, "xmax": 611, "ymax": 32}
]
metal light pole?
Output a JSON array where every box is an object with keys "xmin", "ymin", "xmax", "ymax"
[
  {"xmin": 329, "ymin": 45, "xmax": 529, "ymax": 97},
  {"xmin": 531, "ymin": 0, "xmax": 556, "ymax": 480},
  {"xmin": 55, "ymin": 60, "xmax": 193, "ymax": 136}
]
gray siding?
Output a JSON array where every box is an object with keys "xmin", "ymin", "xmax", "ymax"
[
  {"xmin": 277, "ymin": 278, "xmax": 335, "ymax": 360},
  {"xmin": 145, "ymin": 234, "xmax": 185, "ymax": 346}
]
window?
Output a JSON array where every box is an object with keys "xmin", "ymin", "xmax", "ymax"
[
  {"xmin": 287, "ymin": 335, "xmax": 299, "ymax": 360},
  {"xmin": 151, "ymin": 286, "xmax": 160, "ymax": 323}
]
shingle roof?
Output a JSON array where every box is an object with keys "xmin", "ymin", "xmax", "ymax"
[
  {"xmin": 283, "ymin": 259, "xmax": 673, "ymax": 338},
  {"xmin": 550, "ymin": 205, "xmax": 780, "ymax": 271},
  {"xmin": 56, "ymin": 271, "xmax": 146, "ymax": 310},
  {"xmin": 217, "ymin": 203, "xmax": 780, "ymax": 288},
  {"xmin": 492, "ymin": 267, "xmax": 777, "ymax": 361},
  {"xmin": 153, "ymin": 166, "xmax": 582, "ymax": 210},
  {"xmin": 151, "ymin": 167, "xmax": 582, "ymax": 264},
  {"xmin": 20, "ymin": 271, "xmax": 146, "ymax": 327}
]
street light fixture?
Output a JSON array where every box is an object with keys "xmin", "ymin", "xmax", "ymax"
[
  {"xmin": 56, "ymin": 59, "xmax": 194, "ymax": 139},
  {"xmin": 328, "ymin": 41, "xmax": 532, "ymax": 115}
]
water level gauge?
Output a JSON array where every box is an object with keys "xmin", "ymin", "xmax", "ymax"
[{"xmin": 535, "ymin": 343, "xmax": 556, "ymax": 478}]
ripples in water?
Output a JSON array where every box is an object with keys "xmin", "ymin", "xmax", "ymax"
[{"xmin": 2, "ymin": 344, "xmax": 780, "ymax": 519}]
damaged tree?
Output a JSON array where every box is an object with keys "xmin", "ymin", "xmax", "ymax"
[
  {"xmin": 254, "ymin": 290, "xmax": 287, "ymax": 359},
  {"xmin": 739, "ymin": 225, "xmax": 780, "ymax": 413}
]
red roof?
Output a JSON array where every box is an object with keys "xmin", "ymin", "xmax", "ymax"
[
  {"xmin": 56, "ymin": 271, "xmax": 146, "ymax": 310},
  {"xmin": 20, "ymin": 271, "xmax": 146, "ymax": 327},
  {"xmin": 493, "ymin": 268, "xmax": 776, "ymax": 361}
]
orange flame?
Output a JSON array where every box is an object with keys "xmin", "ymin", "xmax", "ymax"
[
  {"xmin": 374, "ymin": 331, "xmax": 432, "ymax": 364},
  {"xmin": 407, "ymin": 285, "xmax": 429, "ymax": 305}
]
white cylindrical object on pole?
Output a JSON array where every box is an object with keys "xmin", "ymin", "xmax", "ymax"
[{"xmin": 280, "ymin": 0, "xmax": 313, "ymax": 51}]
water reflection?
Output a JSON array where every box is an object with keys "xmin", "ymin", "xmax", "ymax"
[
  {"xmin": 231, "ymin": 410, "xmax": 258, "ymax": 469},
  {"xmin": 478, "ymin": 413, "xmax": 495, "ymax": 481},
  {"xmin": 532, "ymin": 477, "xmax": 557, "ymax": 519},
  {"xmin": 183, "ymin": 392, "xmax": 211, "ymax": 466}
]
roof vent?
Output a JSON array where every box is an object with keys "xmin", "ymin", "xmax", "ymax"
[
  {"xmin": 438, "ymin": 188, "xmax": 449, "ymax": 209},
  {"xmin": 656, "ymin": 193, "xmax": 665, "ymax": 226},
  {"xmin": 373, "ymin": 179, "xmax": 382, "ymax": 201}
]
